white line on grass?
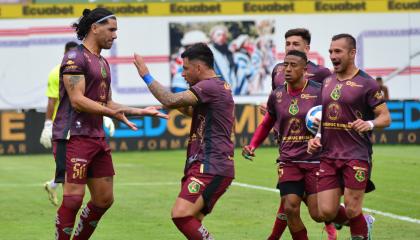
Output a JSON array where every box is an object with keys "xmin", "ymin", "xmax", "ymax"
[
  {"xmin": 2, "ymin": 180, "xmax": 419, "ymax": 224},
  {"xmin": 232, "ymin": 181, "xmax": 420, "ymax": 225}
]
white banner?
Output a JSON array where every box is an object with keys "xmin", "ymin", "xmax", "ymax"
[{"xmin": 0, "ymin": 13, "xmax": 419, "ymax": 110}]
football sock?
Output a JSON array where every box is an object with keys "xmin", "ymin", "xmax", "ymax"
[
  {"xmin": 56, "ymin": 195, "xmax": 83, "ymax": 240},
  {"xmin": 290, "ymin": 228, "xmax": 308, "ymax": 240},
  {"xmin": 172, "ymin": 216, "xmax": 213, "ymax": 240},
  {"xmin": 73, "ymin": 201, "xmax": 109, "ymax": 240},
  {"xmin": 267, "ymin": 201, "xmax": 287, "ymax": 240},
  {"xmin": 333, "ymin": 205, "xmax": 349, "ymax": 225},
  {"xmin": 349, "ymin": 213, "xmax": 368, "ymax": 239}
]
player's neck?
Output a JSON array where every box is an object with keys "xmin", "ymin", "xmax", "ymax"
[
  {"xmin": 200, "ymin": 70, "xmax": 218, "ymax": 80},
  {"xmin": 288, "ymin": 78, "xmax": 306, "ymax": 91},
  {"xmin": 82, "ymin": 39, "xmax": 101, "ymax": 56},
  {"xmin": 337, "ymin": 64, "xmax": 359, "ymax": 81}
]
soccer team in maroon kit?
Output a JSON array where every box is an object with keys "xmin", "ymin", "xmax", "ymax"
[{"xmin": 51, "ymin": 7, "xmax": 391, "ymax": 240}]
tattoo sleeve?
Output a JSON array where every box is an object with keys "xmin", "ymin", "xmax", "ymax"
[
  {"xmin": 69, "ymin": 75, "xmax": 82, "ymax": 90},
  {"xmin": 148, "ymin": 81, "xmax": 198, "ymax": 108}
]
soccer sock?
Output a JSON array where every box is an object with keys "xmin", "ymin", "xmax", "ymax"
[
  {"xmin": 73, "ymin": 201, "xmax": 109, "ymax": 240},
  {"xmin": 290, "ymin": 228, "xmax": 308, "ymax": 240},
  {"xmin": 267, "ymin": 201, "xmax": 287, "ymax": 240},
  {"xmin": 349, "ymin": 213, "xmax": 368, "ymax": 239},
  {"xmin": 172, "ymin": 216, "xmax": 213, "ymax": 240},
  {"xmin": 49, "ymin": 179, "xmax": 58, "ymax": 189},
  {"xmin": 332, "ymin": 205, "xmax": 349, "ymax": 225},
  {"xmin": 56, "ymin": 195, "xmax": 83, "ymax": 240}
]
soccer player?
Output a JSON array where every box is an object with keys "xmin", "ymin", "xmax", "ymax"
[
  {"xmin": 40, "ymin": 41, "xmax": 78, "ymax": 206},
  {"xmin": 243, "ymin": 50, "xmax": 324, "ymax": 240},
  {"xmin": 40, "ymin": 41, "xmax": 116, "ymax": 206},
  {"xmin": 258, "ymin": 28, "xmax": 336, "ymax": 240},
  {"xmin": 53, "ymin": 8, "xmax": 168, "ymax": 240},
  {"xmin": 133, "ymin": 43, "xmax": 235, "ymax": 240},
  {"xmin": 308, "ymin": 34, "xmax": 391, "ymax": 240}
]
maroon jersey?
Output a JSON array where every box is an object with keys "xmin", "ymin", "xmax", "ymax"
[
  {"xmin": 272, "ymin": 61, "xmax": 331, "ymax": 89},
  {"xmin": 53, "ymin": 45, "xmax": 111, "ymax": 140},
  {"xmin": 267, "ymin": 80, "xmax": 322, "ymax": 163},
  {"xmin": 188, "ymin": 78, "xmax": 235, "ymax": 178},
  {"xmin": 320, "ymin": 70, "xmax": 385, "ymax": 161}
]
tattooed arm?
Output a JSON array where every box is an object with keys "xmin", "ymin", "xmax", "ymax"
[
  {"xmin": 147, "ymin": 81, "xmax": 198, "ymax": 109},
  {"xmin": 62, "ymin": 74, "xmax": 139, "ymax": 129}
]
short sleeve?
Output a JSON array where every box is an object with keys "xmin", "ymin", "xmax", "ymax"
[
  {"xmin": 61, "ymin": 49, "xmax": 85, "ymax": 75},
  {"xmin": 366, "ymin": 79, "xmax": 386, "ymax": 109},
  {"xmin": 266, "ymin": 90, "xmax": 277, "ymax": 119},
  {"xmin": 46, "ymin": 65, "xmax": 60, "ymax": 99},
  {"xmin": 190, "ymin": 79, "xmax": 219, "ymax": 104}
]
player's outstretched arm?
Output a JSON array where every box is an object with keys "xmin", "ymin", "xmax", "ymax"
[
  {"xmin": 63, "ymin": 74, "xmax": 138, "ymax": 130},
  {"xmin": 106, "ymin": 91, "xmax": 168, "ymax": 119},
  {"xmin": 242, "ymin": 113, "xmax": 275, "ymax": 161},
  {"xmin": 133, "ymin": 53, "xmax": 199, "ymax": 109}
]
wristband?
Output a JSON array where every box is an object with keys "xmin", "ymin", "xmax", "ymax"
[
  {"xmin": 367, "ymin": 120, "xmax": 375, "ymax": 130},
  {"xmin": 315, "ymin": 133, "xmax": 321, "ymax": 139},
  {"xmin": 142, "ymin": 73, "xmax": 155, "ymax": 86}
]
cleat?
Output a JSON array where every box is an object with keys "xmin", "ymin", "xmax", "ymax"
[
  {"xmin": 44, "ymin": 181, "xmax": 58, "ymax": 206},
  {"xmin": 324, "ymin": 223, "xmax": 338, "ymax": 240},
  {"xmin": 365, "ymin": 214, "xmax": 375, "ymax": 240}
]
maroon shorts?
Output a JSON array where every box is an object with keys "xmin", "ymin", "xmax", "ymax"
[
  {"xmin": 318, "ymin": 158, "xmax": 370, "ymax": 192},
  {"xmin": 277, "ymin": 162, "xmax": 319, "ymax": 196},
  {"xmin": 178, "ymin": 162, "xmax": 233, "ymax": 215},
  {"xmin": 53, "ymin": 136, "xmax": 114, "ymax": 184}
]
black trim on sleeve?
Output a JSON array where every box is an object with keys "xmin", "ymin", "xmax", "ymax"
[
  {"xmin": 189, "ymin": 87, "xmax": 202, "ymax": 104},
  {"xmin": 54, "ymin": 140, "xmax": 67, "ymax": 183}
]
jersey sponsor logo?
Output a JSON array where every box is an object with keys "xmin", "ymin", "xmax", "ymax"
[
  {"xmin": 67, "ymin": 51, "xmax": 76, "ymax": 59},
  {"xmin": 224, "ymin": 82, "xmax": 231, "ymax": 90},
  {"xmin": 326, "ymin": 102, "xmax": 341, "ymax": 121},
  {"xmin": 66, "ymin": 60, "xmax": 75, "ymax": 65},
  {"xmin": 188, "ymin": 180, "xmax": 201, "ymax": 193},
  {"xmin": 346, "ymin": 80, "xmax": 363, "ymax": 88},
  {"xmin": 300, "ymin": 93, "xmax": 317, "ymax": 100},
  {"xmin": 288, "ymin": 98, "xmax": 299, "ymax": 115},
  {"xmin": 288, "ymin": 117, "xmax": 303, "ymax": 135},
  {"xmin": 330, "ymin": 84, "xmax": 343, "ymax": 101},
  {"xmin": 64, "ymin": 65, "xmax": 78, "ymax": 71},
  {"xmin": 355, "ymin": 169, "xmax": 366, "ymax": 182},
  {"xmin": 99, "ymin": 81, "xmax": 107, "ymax": 101}
]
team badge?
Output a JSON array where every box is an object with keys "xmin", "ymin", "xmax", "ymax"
[
  {"xmin": 188, "ymin": 180, "xmax": 201, "ymax": 194},
  {"xmin": 355, "ymin": 169, "xmax": 366, "ymax": 182},
  {"xmin": 330, "ymin": 84, "xmax": 343, "ymax": 101},
  {"xmin": 289, "ymin": 99, "xmax": 299, "ymax": 115},
  {"xmin": 101, "ymin": 66, "xmax": 107, "ymax": 78},
  {"xmin": 224, "ymin": 82, "xmax": 231, "ymax": 90}
]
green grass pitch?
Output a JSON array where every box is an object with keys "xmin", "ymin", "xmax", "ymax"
[{"xmin": 1, "ymin": 145, "xmax": 419, "ymax": 239}]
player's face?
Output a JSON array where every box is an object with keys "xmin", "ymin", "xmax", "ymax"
[
  {"xmin": 94, "ymin": 18, "xmax": 118, "ymax": 50},
  {"xmin": 329, "ymin": 38, "xmax": 356, "ymax": 73},
  {"xmin": 285, "ymin": 36, "xmax": 309, "ymax": 54},
  {"xmin": 283, "ymin": 55, "xmax": 306, "ymax": 85},
  {"xmin": 182, "ymin": 58, "xmax": 199, "ymax": 85}
]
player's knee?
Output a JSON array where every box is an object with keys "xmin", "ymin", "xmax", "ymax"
[
  {"xmin": 93, "ymin": 195, "xmax": 114, "ymax": 208},
  {"xmin": 319, "ymin": 206, "xmax": 337, "ymax": 221},
  {"xmin": 62, "ymin": 195, "xmax": 84, "ymax": 210},
  {"xmin": 308, "ymin": 210, "xmax": 323, "ymax": 223},
  {"xmin": 284, "ymin": 202, "xmax": 300, "ymax": 218},
  {"xmin": 171, "ymin": 206, "xmax": 192, "ymax": 218},
  {"xmin": 345, "ymin": 205, "xmax": 361, "ymax": 219}
]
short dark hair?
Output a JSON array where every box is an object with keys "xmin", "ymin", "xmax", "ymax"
[
  {"xmin": 286, "ymin": 50, "xmax": 308, "ymax": 63},
  {"xmin": 376, "ymin": 76, "xmax": 383, "ymax": 82},
  {"xmin": 285, "ymin": 28, "xmax": 311, "ymax": 45},
  {"xmin": 72, "ymin": 8, "xmax": 116, "ymax": 40},
  {"xmin": 332, "ymin": 33, "xmax": 356, "ymax": 50},
  {"xmin": 64, "ymin": 41, "xmax": 78, "ymax": 53},
  {"xmin": 181, "ymin": 43, "xmax": 214, "ymax": 69}
]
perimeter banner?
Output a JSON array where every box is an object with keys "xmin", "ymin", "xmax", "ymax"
[{"xmin": 0, "ymin": 101, "xmax": 418, "ymax": 155}]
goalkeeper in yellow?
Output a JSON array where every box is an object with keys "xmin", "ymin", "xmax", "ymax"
[{"xmin": 40, "ymin": 41, "xmax": 115, "ymax": 206}]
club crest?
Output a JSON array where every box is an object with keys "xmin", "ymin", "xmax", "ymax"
[{"xmin": 330, "ymin": 84, "xmax": 343, "ymax": 101}]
